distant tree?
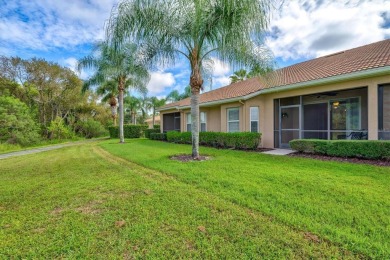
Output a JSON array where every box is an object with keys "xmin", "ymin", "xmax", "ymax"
[
  {"xmin": 229, "ymin": 69, "xmax": 249, "ymax": 84},
  {"xmin": 166, "ymin": 85, "xmax": 191, "ymax": 102},
  {"xmin": 78, "ymin": 41, "xmax": 149, "ymax": 143},
  {"xmin": 107, "ymin": 0, "xmax": 274, "ymax": 158},
  {"xmin": 95, "ymin": 80, "xmax": 119, "ymax": 126},
  {"xmin": 149, "ymin": 97, "xmax": 166, "ymax": 127},
  {"xmin": 124, "ymin": 95, "xmax": 141, "ymax": 124}
]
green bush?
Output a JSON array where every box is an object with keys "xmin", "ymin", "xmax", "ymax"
[
  {"xmin": 153, "ymin": 125, "xmax": 160, "ymax": 130},
  {"xmin": 76, "ymin": 119, "xmax": 108, "ymax": 138},
  {"xmin": 165, "ymin": 131, "xmax": 261, "ymax": 150},
  {"xmin": 290, "ymin": 139, "xmax": 390, "ymax": 160},
  {"xmin": 108, "ymin": 125, "xmax": 148, "ymax": 139},
  {"xmin": 48, "ymin": 117, "xmax": 75, "ymax": 140},
  {"xmin": 0, "ymin": 96, "xmax": 40, "ymax": 146},
  {"xmin": 167, "ymin": 131, "xmax": 192, "ymax": 144},
  {"xmin": 144, "ymin": 129, "xmax": 160, "ymax": 139},
  {"xmin": 150, "ymin": 133, "xmax": 167, "ymax": 141}
]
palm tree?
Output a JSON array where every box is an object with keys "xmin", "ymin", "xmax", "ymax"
[
  {"xmin": 149, "ymin": 96, "xmax": 166, "ymax": 127},
  {"xmin": 78, "ymin": 41, "xmax": 149, "ymax": 143},
  {"xmin": 166, "ymin": 86, "xmax": 191, "ymax": 103},
  {"xmin": 95, "ymin": 80, "xmax": 118, "ymax": 126},
  {"xmin": 107, "ymin": 0, "xmax": 274, "ymax": 158},
  {"xmin": 229, "ymin": 69, "xmax": 249, "ymax": 84},
  {"xmin": 124, "ymin": 95, "xmax": 141, "ymax": 124}
]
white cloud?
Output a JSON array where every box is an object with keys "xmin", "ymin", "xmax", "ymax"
[
  {"xmin": 0, "ymin": 0, "xmax": 119, "ymax": 52},
  {"xmin": 266, "ymin": 0, "xmax": 390, "ymax": 61},
  {"xmin": 63, "ymin": 57, "xmax": 90, "ymax": 79},
  {"xmin": 209, "ymin": 57, "xmax": 231, "ymax": 77},
  {"xmin": 213, "ymin": 76, "xmax": 231, "ymax": 87},
  {"xmin": 147, "ymin": 71, "xmax": 176, "ymax": 95}
]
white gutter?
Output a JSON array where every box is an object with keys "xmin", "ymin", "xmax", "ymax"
[
  {"xmin": 158, "ymin": 66, "xmax": 390, "ymax": 112},
  {"xmin": 246, "ymin": 66, "xmax": 390, "ymax": 97}
]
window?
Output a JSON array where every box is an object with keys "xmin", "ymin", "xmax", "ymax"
[
  {"xmin": 227, "ymin": 108, "xmax": 240, "ymax": 132},
  {"xmin": 250, "ymin": 107, "xmax": 259, "ymax": 133},
  {"xmin": 379, "ymin": 85, "xmax": 390, "ymax": 140},
  {"xmin": 186, "ymin": 112, "xmax": 207, "ymax": 132},
  {"xmin": 200, "ymin": 112, "xmax": 207, "ymax": 132},
  {"xmin": 186, "ymin": 113, "xmax": 191, "ymax": 132}
]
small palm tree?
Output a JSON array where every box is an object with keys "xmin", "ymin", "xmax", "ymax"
[
  {"xmin": 107, "ymin": 0, "xmax": 274, "ymax": 157},
  {"xmin": 78, "ymin": 41, "xmax": 149, "ymax": 143},
  {"xmin": 149, "ymin": 97, "xmax": 166, "ymax": 127},
  {"xmin": 95, "ymin": 80, "xmax": 118, "ymax": 126},
  {"xmin": 124, "ymin": 95, "xmax": 141, "ymax": 124},
  {"xmin": 229, "ymin": 69, "xmax": 249, "ymax": 84}
]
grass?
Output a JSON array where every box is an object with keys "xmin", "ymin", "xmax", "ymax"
[
  {"xmin": 0, "ymin": 139, "xmax": 388, "ymax": 258},
  {"xmin": 99, "ymin": 139, "xmax": 390, "ymax": 258},
  {"xmin": 0, "ymin": 138, "xmax": 82, "ymax": 154}
]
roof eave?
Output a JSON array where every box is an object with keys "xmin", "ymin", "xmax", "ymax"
[
  {"xmin": 158, "ymin": 66, "xmax": 390, "ymax": 112},
  {"xmin": 254, "ymin": 66, "xmax": 390, "ymax": 96}
]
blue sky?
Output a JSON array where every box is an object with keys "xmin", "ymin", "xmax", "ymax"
[{"xmin": 1, "ymin": 0, "xmax": 389, "ymax": 98}]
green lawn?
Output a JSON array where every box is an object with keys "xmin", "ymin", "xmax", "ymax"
[
  {"xmin": 100, "ymin": 139, "xmax": 390, "ymax": 258},
  {"xmin": 0, "ymin": 140, "xmax": 388, "ymax": 258}
]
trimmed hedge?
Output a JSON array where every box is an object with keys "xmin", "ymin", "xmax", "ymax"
[
  {"xmin": 144, "ymin": 128, "xmax": 160, "ymax": 139},
  {"xmin": 108, "ymin": 125, "xmax": 148, "ymax": 139},
  {"xmin": 290, "ymin": 139, "xmax": 390, "ymax": 160},
  {"xmin": 166, "ymin": 131, "xmax": 261, "ymax": 150},
  {"xmin": 150, "ymin": 133, "xmax": 167, "ymax": 141}
]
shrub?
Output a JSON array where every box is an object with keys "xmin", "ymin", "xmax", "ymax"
[
  {"xmin": 150, "ymin": 133, "xmax": 167, "ymax": 141},
  {"xmin": 153, "ymin": 125, "xmax": 160, "ymax": 130},
  {"xmin": 108, "ymin": 125, "xmax": 148, "ymax": 139},
  {"xmin": 165, "ymin": 131, "xmax": 261, "ymax": 150},
  {"xmin": 0, "ymin": 96, "xmax": 40, "ymax": 146},
  {"xmin": 290, "ymin": 139, "xmax": 390, "ymax": 160},
  {"xmin": 48, "ymin": 117, "xmax": 75, "ymax": 140},
  {"xmin": 167, "ymin": 131, "xmax": 191, "ymax": 143},
  {"xmin": 144, "ymin": 129, "xmax": 160, "ymax": 139},
  {"xmin": 76, "ymin": 119, "xmax": 108, "ymax": 138}
]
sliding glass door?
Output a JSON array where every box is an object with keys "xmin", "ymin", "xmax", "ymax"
[
  {"xmin": 330, "ymin": 98, "xmax": 361, "ymax": 139},
  {"xmin": 280, "ymin": 106, "xmax": 300, "ymax": 148}
]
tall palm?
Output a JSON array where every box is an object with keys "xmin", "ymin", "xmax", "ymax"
[
  {"xmin": 107, "ymin": 0, "xmax": 274, "ymax": 157},
  {"xmin": 149, "ymin": 96, "xmax": 166, "ymax": 127},
  {"xmin": 78, "ymin": 41, "xmax": 149, "ymax": 143}
]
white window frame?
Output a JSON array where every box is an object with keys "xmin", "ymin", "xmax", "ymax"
[
  {"xmin": 186, "ymin": 112, "xmax": 207, "ymax": 132},
  {"xmin": 200, "ymin": 112, "xmax": 207, "ymax": 132},
  {"xmin": 227, "ymin": 107, "xmax": 240, "ymax": 132},
  {"xmin": 186, "ymin": 112, "xmax": 191, "ymax": 132},
  {"xmin": 250, "ymin": 106, "xmax": 259, "ymax": 133}
]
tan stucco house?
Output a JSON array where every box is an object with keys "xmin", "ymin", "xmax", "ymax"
[{"xmin": 158, "ymin": 39, "xmax": 390, "ymax": 148}]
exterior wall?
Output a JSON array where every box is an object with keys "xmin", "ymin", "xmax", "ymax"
[
  {"xmin": 220, "ymin": 102, "xmax": 245, "ymax": 132},
  {"xmin": 159, "ymin": 75, "xmax": 390, "ymax": 148},
  {"xmin": 260, "ymin": 75, "xmax": 390, "ymax": 148}
]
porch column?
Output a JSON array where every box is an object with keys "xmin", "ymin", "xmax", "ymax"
[{"xmin": 367, "ymin": 84, "xmax": 378, "ymax": 140}]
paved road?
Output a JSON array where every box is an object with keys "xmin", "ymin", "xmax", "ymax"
[{"xmin": 0, "ymin": 138, "xmax": 107, "ymax": 160}]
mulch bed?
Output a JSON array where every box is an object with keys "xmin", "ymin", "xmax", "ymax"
[
  {"xmin": 170, "ymin": 154, "xmax": 211, "ymax": 162},
  {"xmin": 289, "ymin": 152, "xmax": 390, "ymax": 167}
]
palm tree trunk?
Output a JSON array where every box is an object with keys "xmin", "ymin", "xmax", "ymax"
[
  {"xmin": 190, "ymin": 58, "xmax": 203, "ymax": 159},
  {"xmin": 118, "ymin": 77, "xmax": 125, "ymax": 143},
  {"xmin": 191, "ymin": 89, "xmax": 200, "ymax": 158}
]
